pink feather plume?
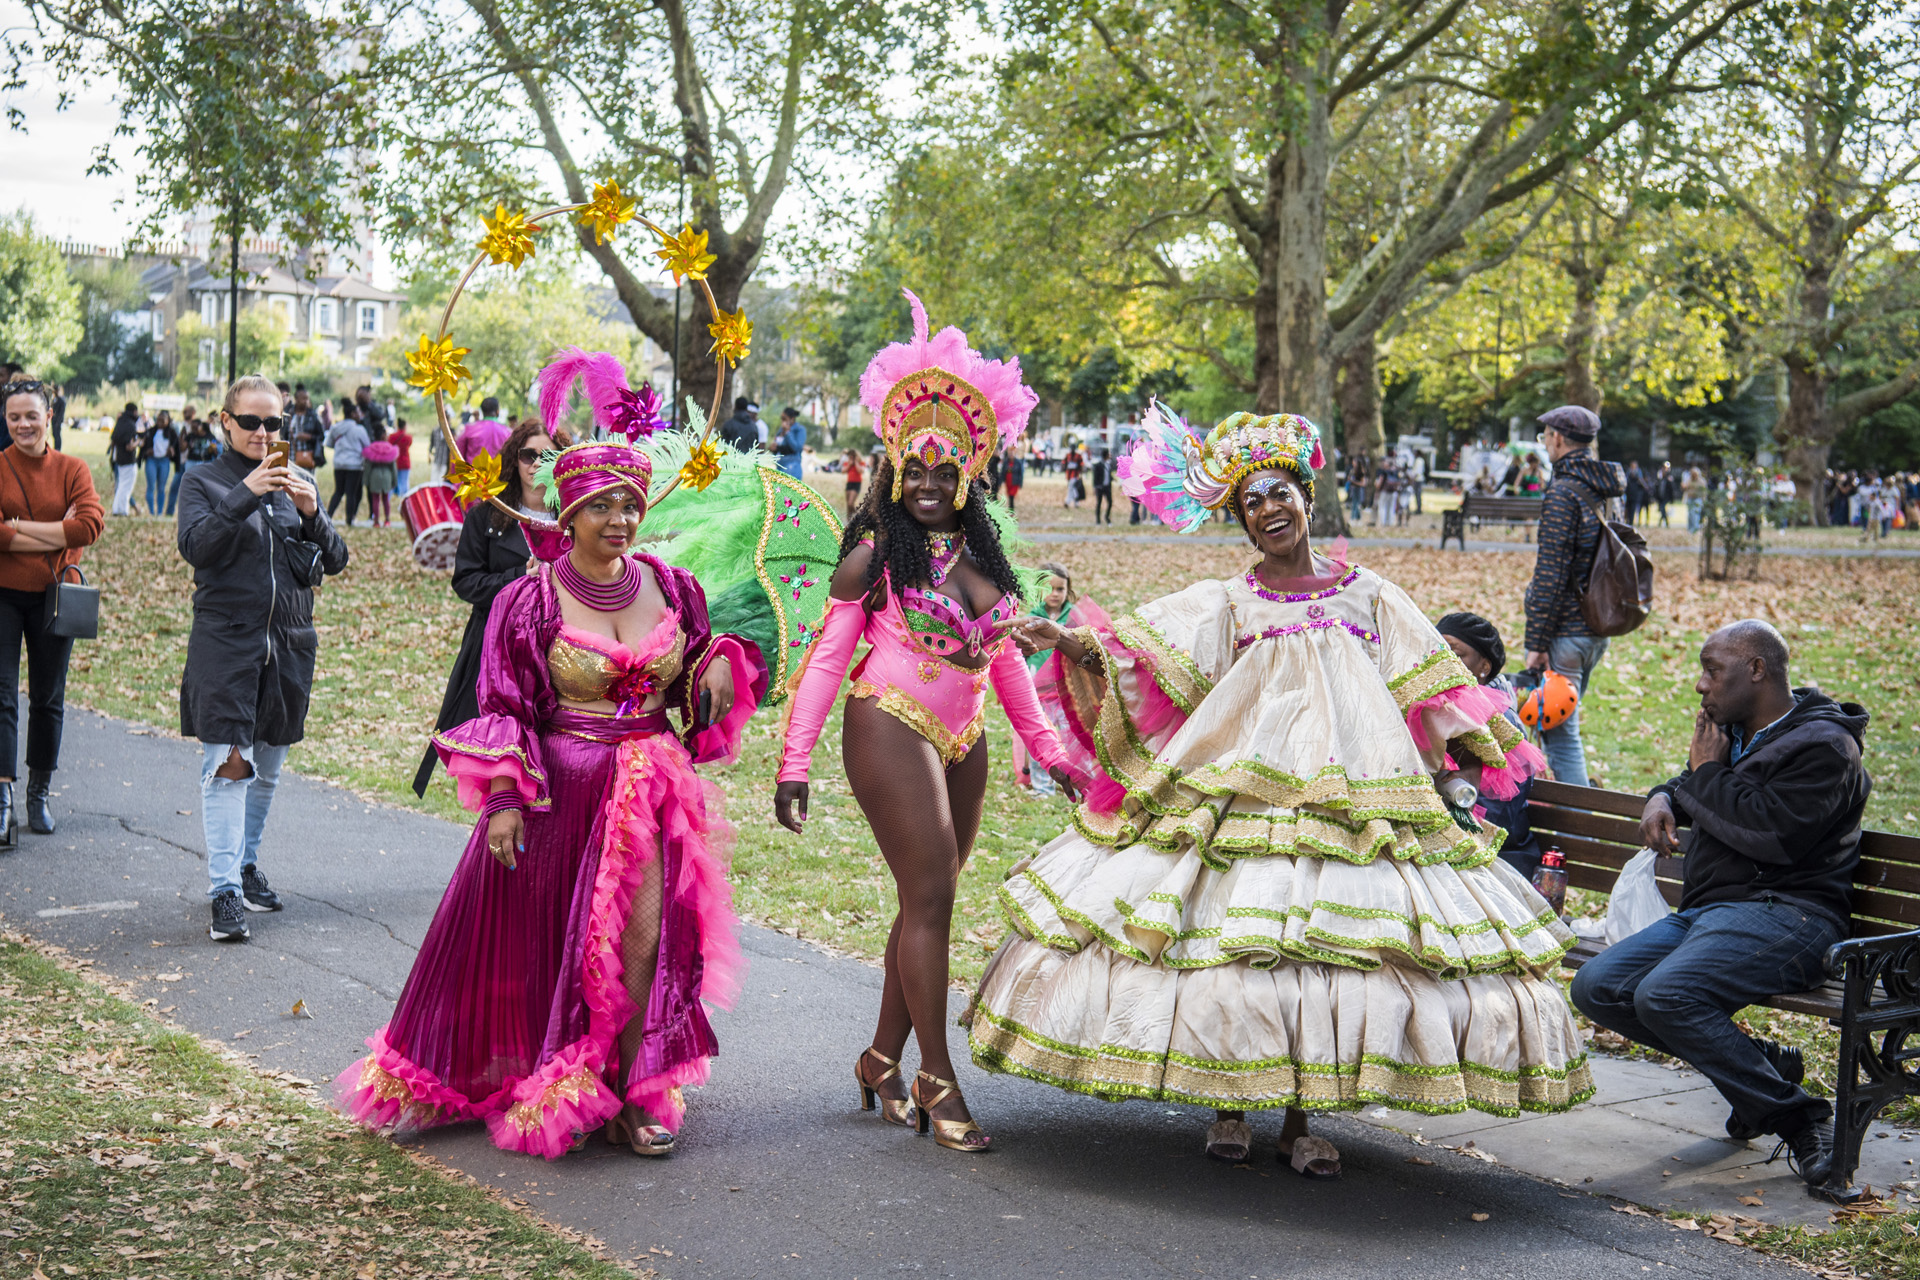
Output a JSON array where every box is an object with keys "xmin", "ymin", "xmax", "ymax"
[
  {"xmin": 537, "ymin": 346, "xmax": 636, "ymax": 439},
  {"xmin": 860, "ymin": 289, "xmax": 1037, "ymax": 451}
]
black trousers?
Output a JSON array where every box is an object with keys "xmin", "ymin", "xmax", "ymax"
[
  {"xmin": 0, "ymin": 586, "xmax": 72, "ymax": 778},
  {"xmin": 1093, "ymin": 485, "xmax": 1113, "ymax": 523},
  {"xmin": 328, "ymin": 468, "xmax": 365, "ymax": 524}
]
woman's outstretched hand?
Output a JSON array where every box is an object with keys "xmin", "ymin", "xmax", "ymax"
[{"xmin": 774, "ymin": 780, "xmax": 809, "ymax": 834}]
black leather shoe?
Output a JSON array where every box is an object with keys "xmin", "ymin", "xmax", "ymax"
[
  {"xmin": 1772, "ymin": 1117, "xmax": 1834, "ymax": 1188},
  {"xmin": 26, "ymin": 769, "xmax": 54, "ymax": 835},
  {"xmin": 0, "ymin": 781, "xmax": 16, "ymax": 849},
  {"xmin": 1727, "ymin": 1039, "xmax": 1806, "ymax": 1141}
]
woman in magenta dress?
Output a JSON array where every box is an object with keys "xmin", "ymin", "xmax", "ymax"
[{"xmin": 337, "ymin": 350, "xmax": 766, "ymax": 1159}]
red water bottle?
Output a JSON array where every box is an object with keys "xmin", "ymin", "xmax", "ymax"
[{"xmin": 1531, "ymin": 847, "xmax": 1568, "ymax": 917}]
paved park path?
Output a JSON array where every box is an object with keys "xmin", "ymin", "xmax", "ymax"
[
  {"xmin": 5, "ymin": 709, "xmax": 1856, "ymax": 1279},
  {"xmin": 1024, "ymin": 529, "xmax": 1920, "ymax": 558}
]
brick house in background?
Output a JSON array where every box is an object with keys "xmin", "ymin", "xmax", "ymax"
[{"xmin": 61, "ymin": 238, "xmax": 406, "ymax": 391}]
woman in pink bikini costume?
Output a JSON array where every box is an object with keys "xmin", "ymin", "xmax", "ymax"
[
  {"xmin": 774, "ymin": 291, "xmax": 1079, "ymax": 1153},
  {"xmin": 337, "ymin": 350, "xmax": 767, "ymax": 1160}
]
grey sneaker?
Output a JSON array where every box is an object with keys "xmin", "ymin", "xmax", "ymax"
[
  {"xmin": 209, "ymin": 890, "xmax": 250, "ymax": 942},
  {"xmin": 241, "ymin": 865, "xmax": 283, "ymax": 913}
]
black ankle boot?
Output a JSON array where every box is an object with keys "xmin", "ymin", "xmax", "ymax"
[
  {"xmin": 26, "ymin": 770, "xmax": 53, "ymax": 835},
  {"xmin": 0, "ymin": 782, "xmax": 16, "ymax": 848}
]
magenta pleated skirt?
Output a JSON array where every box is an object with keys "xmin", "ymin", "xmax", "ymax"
[{"xmin": 335, "ymin": 707, "xmax": 742, "ymax": 1158}]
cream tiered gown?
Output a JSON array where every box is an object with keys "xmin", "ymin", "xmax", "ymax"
[{"xmin": 968, "ymin": 563, "xmax": 1592, "ymax": 1116}]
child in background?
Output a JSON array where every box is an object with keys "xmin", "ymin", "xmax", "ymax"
[{"xmin": 1434, "ymin": 611, "xmax": 1543, "ymax": 879}]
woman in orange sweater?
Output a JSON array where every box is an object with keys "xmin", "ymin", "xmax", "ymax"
[{"xmin": 0, "ymin": 379, "xmax": 105, "ymax": 844}]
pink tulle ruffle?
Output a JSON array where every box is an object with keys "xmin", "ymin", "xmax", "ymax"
[
  {"xmin": 333, "ymin": 1028, "xmax": 505, "ymax": 1133},
  {"xmin": 1477, "ymin": 738, "xmax": 1547, "ymax": 800},
  {"xmin": 1406, "ymin": 681, "xmax": 1511, "ymax": 755}
]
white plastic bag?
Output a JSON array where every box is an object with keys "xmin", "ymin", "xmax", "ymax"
[{"xmin": 1604, "ymin": 848, "xmax": 1671, "ymax": 945}]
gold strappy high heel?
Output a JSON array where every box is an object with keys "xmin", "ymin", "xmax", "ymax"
[
  {"xmin": 912, "ymin": 1070, "xmax": 991, "ymax": 1152},
  {"xmin": 856, "ymin": 1048, "xmax": 916, "ymax": 1127}
]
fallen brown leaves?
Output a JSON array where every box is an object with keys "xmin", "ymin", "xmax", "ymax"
[{"xmin": 0, "ymin": 928, "xmax": 650, "ymax": 1279}]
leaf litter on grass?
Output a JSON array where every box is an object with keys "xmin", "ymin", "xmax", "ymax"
[{"xmin": 0, "ymin": 930, "xmax": 652, "ymax": 1279}]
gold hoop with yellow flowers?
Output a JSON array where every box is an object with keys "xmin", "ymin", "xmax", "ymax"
[{"xmin": 408, "ymin": 182, "xmax": 750, "ymax": 520}]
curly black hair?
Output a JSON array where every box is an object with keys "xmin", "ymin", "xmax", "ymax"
[{"xmin": 838, "ymin": 457, "xmax": 1024, "ymax": 604}]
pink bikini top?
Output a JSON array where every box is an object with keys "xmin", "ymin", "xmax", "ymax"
[
  {"xmin": 899, "ymin": 584, "xmax": 1020, "ymax": 660},
  {"xmin": 547, "ymin": 614, "xmax": 686, "ymax": 713}
]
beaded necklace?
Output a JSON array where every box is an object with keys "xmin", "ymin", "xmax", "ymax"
[
  {"xmin": 557, "ymin": 553, "xmax": 642, "ymax": 612},
  {"xmin": 927, "ymin": 529, "xmax": 963, "ymax": 587},
  {"xmin": 1244, "ymin": 562, "xmax": 1357, "ymax": 603}
]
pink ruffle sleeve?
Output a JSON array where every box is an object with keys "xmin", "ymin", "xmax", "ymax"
[
  {"xmin": 685, "ymin": 634, "xmax": 769, "ymax": 765},
  {"xmin": 777, "ymin": 595, "xmax": 867, "ymax": 784},
  {"xmin": 433, "ymin": 575, "xmax": 557, "ymax": 812},
  {"xmin": 1412, "ymin": 681, "xmax": 1547, "ymax": 800},
  {"xmin": 989, "ymin": 640, "xmax": 1067, "ymax": 772}
]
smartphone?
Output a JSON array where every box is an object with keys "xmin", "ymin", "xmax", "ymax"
[
  {"xmin": 697, "ymin": 689, "xmax": 712, "ymax": 729},
  {"xmin": 266, "ymin": 440, "xmax": 291, "ymax": 469}
]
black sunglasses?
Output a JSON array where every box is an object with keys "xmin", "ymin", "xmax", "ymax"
[
  {"xmin": 228, "ymin": 413, "xmax": 286, "ymax": 433},
  {"xmin": 2, "ymin": 380, "xmax": 45, "ymax": 398},
  {"xmin": 517, "ymin": 447, "xmax": 543, "ymax": 465}
]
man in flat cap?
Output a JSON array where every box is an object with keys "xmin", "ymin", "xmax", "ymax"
[{"xmin": 1523, "ymin": 405, "xmax": 1626, "ymax": 786}]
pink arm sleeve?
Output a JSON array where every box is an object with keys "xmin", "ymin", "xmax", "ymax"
[
  {"xmin": 990, "ymin": 641, "xmax": 1067, "ymax": 772},
  {"xmin": 776, "ymin": 595, "xmax": 868, "ymax": 784}
]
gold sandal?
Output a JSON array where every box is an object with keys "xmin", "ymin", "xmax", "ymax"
[
  {"xmin": 856, "ymin": 1048, "xmax": 916, "ymax": 1128},
  {"xmin": 606, "ymin": 1108, "xmax": 676, "ymax": 1157},
  {"xmin": 912, "ymin": 1070, "xmax": 991, "ymax": 1153}
]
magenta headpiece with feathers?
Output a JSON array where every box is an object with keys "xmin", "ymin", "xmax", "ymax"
[
  {"xmin": 537, "ymin": 346, "xmax": 667, "ymax": 449},
  {"xmin": 858, "ymin": 289, "xmax": 1037, "ymax": 507}
]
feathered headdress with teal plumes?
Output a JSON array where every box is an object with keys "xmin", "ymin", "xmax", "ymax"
[{"xmin": 1117, "ymin": 401, "xmax": 1324, "ymax": 532}]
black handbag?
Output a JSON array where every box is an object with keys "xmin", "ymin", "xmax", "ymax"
[
  {"xmin": 46, "ymin": 564, "xmax": 98, "ymax": 640},
  {"xmin": 0, "ymin": 451, "xmax": 98, "ymax": 640}
]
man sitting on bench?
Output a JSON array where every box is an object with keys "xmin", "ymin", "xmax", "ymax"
[{"xmin": 1569, "ymin": 619, "xmax": 1872, "ymax": 1189}]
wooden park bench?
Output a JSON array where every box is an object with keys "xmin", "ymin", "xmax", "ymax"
[
  {"xmin": 1530, "ymin": 777, "xmax": 1920, "ymax": 1203},
  {"xmin": 1441, "ymin": 492, "xmax": 1545, "ymax": 549}
]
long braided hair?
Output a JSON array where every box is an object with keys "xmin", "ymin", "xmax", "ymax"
[{"xmin": 838, "ymin": 456, "xmax": 1024, "ymax": 604}]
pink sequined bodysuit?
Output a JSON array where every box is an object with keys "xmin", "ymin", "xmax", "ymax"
[{"xmin": 778, "ymin": 567, "xmax": 1067, "ymax": 782}]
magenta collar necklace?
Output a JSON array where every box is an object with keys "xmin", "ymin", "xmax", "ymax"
[{"xmin": 557, "ymin": 553, "xmax": 643, "ymax": 612}]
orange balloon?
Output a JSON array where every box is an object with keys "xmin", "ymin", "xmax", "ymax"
[{"xmin": 1518, "ymin": 670, "xmax": 1580, "ymax": 732}]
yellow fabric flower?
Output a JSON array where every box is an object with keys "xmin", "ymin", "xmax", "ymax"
[
  {"xmin": 654, "ymin": 224, "xmax": 717, "ymax": 284},
  {"xmin": 577, "ymin": 180, "xmax": 637, "ymax": 246},
  {"xmin": 477, "ymin": 205, "xmax": 543, "ymax": 268},
  {"xmin": 707, "ymin": 305, "xmax": 752, "ymax": 368},
  {"xmin": 678, "ymin": 439, "xmax": 723, "ymax": 492},
  {"xmin": 449, "ymin": 449, "xmax": 506, "ymax": 506},
  {"xmin": 405, "ymin": 333, "xmax": 472, "ymax": 396}
]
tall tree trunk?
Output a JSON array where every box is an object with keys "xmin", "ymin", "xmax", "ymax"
[
  {"xmin": 1257, "ymin": 44, "xmax": 1340, "ymax": 534},
  {"xmin": 1334, "ymin": 337, "xmax": 1382, "ymax": 469},
  {"xmin": 1772, "ymin": 200, "xmax": 1836, "ymax": 523},
  {"xmin": 1561, "ymin": 268, "xmax": 1603, "ymax": 412}
]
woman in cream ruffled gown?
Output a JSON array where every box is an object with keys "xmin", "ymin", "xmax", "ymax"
[{"xmin": 973, "ymin": 407, "xmax": 1590, "ymax": 1177}]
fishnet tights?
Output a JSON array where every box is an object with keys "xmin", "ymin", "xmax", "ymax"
[
  {"xmin": 616, "ymin": 850, "xmax": 664, "ymax": 1117},
  {"xmin": 842, "ymin": 696, "xmax": 987, "ymax": 1094}
]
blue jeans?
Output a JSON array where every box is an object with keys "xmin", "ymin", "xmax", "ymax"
[
  {"xmin": 168, "ymin": 460, "xmax": 193, "ymax": 514},
  {"xmin": 144, "ymin": 458, "xmax": 171, "ymax": 514},
  {"xmin": 200, "ymin": 741, "xmax": 290, "ymax": 900},
  {"xmin": 396, "ymin": 468, "xmax": 410, "ymax": 497},
  {"xmin": 1686, "ymin": 498, "xmax": 1701, "ymax": 532},
  {"xmin": 1570, "ymin": 900, "xmax": 1838, "ymax": 1136},
  {"xmin": 1540, "ymin": 633, "xmax": 1607, "ymax": 786}
]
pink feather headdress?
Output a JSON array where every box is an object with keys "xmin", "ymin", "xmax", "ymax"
[
  {"xmin": 859, "ymin": 289, "xmax": 1037, "ymax": 506},
  {"xmin": 537, "ymin": 346, "xmax": 666, "ymax": 446}
]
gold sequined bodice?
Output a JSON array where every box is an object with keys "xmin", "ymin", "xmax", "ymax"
[{"xmin": 547, "ymin": 618, "xmax": 686, "ymax": 705}]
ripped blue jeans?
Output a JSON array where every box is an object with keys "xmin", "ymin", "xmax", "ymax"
[{"xmin": 200, "ymin": 741, "xmax": 289, "ymax": 900}]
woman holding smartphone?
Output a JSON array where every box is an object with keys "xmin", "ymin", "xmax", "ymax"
[{"xmin": 177, "ymin": 376, "xmax": 350, "ymax": 942}]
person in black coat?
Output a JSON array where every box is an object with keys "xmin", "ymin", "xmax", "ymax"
[
  {"xmin": 1571, "ymin": 619, "xmax": 1871, "ymax": 1188},
  {"xmin": 177, "ymin": 377, "xmax": 350, "ymax": 942},
  {"xmin": 412, "ymin": 419, "xmax": 568, "ymax": 796}
]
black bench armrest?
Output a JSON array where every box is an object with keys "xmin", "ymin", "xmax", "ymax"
[{"xmin": 1824, "ymin": 925, "xmax": 1920, "ymax": 987}]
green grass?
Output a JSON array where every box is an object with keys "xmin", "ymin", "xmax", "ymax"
[{"xmin": 0, "ymin": 931, "xmax": 646, "ymax": 1279}]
